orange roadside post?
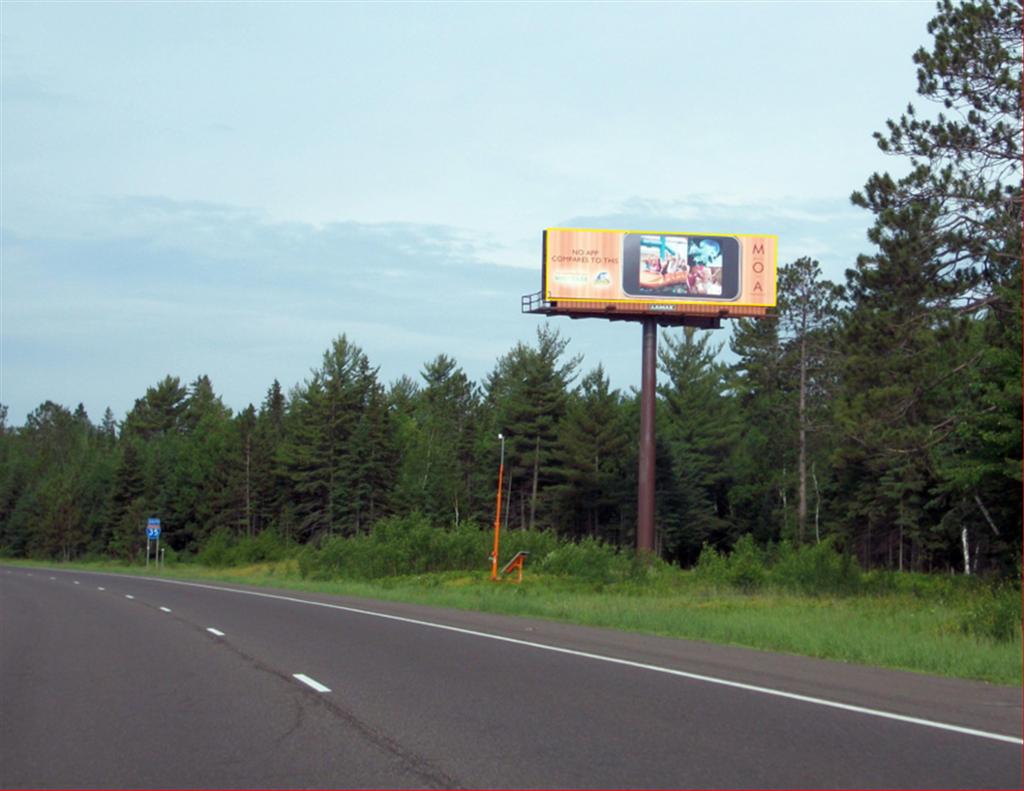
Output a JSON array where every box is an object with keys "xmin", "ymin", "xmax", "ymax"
[
  {"xmin": 501, "ymin": 551, "xmax": 529, "ymax": 584},
  {"xmin": 490, "ymin": 433, "xmax": 505, "ymax": 581}
]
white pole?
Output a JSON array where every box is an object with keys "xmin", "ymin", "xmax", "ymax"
[
  {"xmin": 146, "ymin": 538, "xmax": 150, "ymax": 568},
  {"xmin": 155, "ymin": 535, "xmax": 160, "ymax": 571}
]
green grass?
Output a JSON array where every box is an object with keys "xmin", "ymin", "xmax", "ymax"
[{"xmin": 8, "ymin": 556, "xmax": 1021, "ymax": 687}]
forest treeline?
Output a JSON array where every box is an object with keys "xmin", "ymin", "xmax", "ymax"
[{"xmin": 1, "ymin": 0, "xmax": 1019, "ymax": 575}]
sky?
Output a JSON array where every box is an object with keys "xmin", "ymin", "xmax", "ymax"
[{"xmin": 2, "ymin": 0, "xmax": 939, "ymax": 426}]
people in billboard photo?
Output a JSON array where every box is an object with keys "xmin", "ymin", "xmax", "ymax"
[
  {"xmin": 688, "ymin": 238, "xmax": 723, "ymax": 296},
  {"xmin": 636, "ymin": 236, "xmax": 728, "ymax": 297},
  {"xmin": 623, "ymin": 232, "xmax": 740, "ymax": 300},
  {"xmin": 638, "ymin": 235, "xmax": 690, "ymax": 293}
]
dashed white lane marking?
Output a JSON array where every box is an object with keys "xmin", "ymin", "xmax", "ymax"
[
  {"xmin": 73, "ymin": 581, "xmax": 80, "ymax": 585},
  {"xmin": 206, "ymin": 627, "xmax": 225, "ymax": 637},
  {"xmin": 50, "ymin": 576, "xmax": 56, "ymax": 580},
  {"xmin": 159, "ymin": 606, "xmax": 172, "ymax": 613},
  {"xmin": 125, "ymin": 594, "xmax": 134, "ymax": 600},
  {"xmin": 38, "ymin": 570, "xmax": 1022, "ymax": 747},
  {"xmin": 293, "ymin": 673, "xmax": 331, "ymax": 693},
  {"xmin": 98, "ymin": 586, "xmax": 105, "ymax": 591}
]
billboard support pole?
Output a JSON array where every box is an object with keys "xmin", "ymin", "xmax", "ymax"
[{"xmin": 637, "ymin": 319, "xmax": 657, "ymax": 556}]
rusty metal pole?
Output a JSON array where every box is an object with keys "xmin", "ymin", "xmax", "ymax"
[{"xmin": 637, "ymin": 319, "xmax": 657, "ymax": 555}]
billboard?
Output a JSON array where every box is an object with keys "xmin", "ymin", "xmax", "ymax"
[{"xmin": 543, "ymin": 228, "xmax": 776, "ymax": 318}]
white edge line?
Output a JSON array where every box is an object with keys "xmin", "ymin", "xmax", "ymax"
[
  {"xmin": 159, "ymin": 606, "xmax": 172, "ymax": 613},
  {"xmin": 50, "ymin": 571, "xmax": 1024, "ymax": 747},
  {"xmin": 206, "ymin": 627, "xmax": 225, "ymax": 637},
  {"xmin": 293, "ymin": 673, "xmax": 331, "ymax": 693}
]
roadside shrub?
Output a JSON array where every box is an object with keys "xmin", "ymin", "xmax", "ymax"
[
  {"xmin": 305, "ymin": 534, "xmax": 351, "ymax": 578},
  {"xmin": 727, "ymin": 534, "xmax": 766, "ymax": 591},
  {"xmin": 538, "ymin": 537, "xmax": 616, "ymax": 585},
  {"xmin": 296, "ymin": 514, "xmax": 493, "ymax": 580},
  {"xmin": 197, "ymin": 529, "xmax": 233, "ymax": 566},
  {"xmin": 196, "ymin": 528, "xmax": 294, "ymax": 568},
  {"xmin": 957, "ymin": 585, "xmax": 1022, "ymax": 644},
  {"xmin": 296, "ymin": 544, "xmax": 319, "ymax": 580},
  {"xmin": 291, "ymin": 519, "xmax": 653, "ymax": 585},
  {"xmin": 159, "ymin": 545, "xmax": 180, "ymax": 565},
  {"xmin": 770, "ymin": 539, "xmax": 860, "ymax": 595},
  {"xmin": 445, "ymin": 521, "xmax": 492, "ymax": 570},
  {"xmin": 693, "ymin": 542, "xmax": 730, "ymax": 587},
  {"xmin": 370, "ymin": 513, "xmax": 494, "ymax": 575},
  {"xmin": 232, "ymin": 529, "xmax": 293, "ymax": 565},
  {"xmin": 500, "ymin": 529, "xmax": 562, "ymax": 565}
]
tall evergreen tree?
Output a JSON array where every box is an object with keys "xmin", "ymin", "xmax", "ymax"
[
  {"xmin": 657, "ymin": 328, "xmax": 738, "ymax": 564},
  {"xmin": 122, "ymin": 376, "xmax": 187, "ymax": 439},
  {"xmin": 252, "ymin": 380, "xmax": 287, "ymax": 535},
  {"xmin": 393, "ymin": 355, "xmax": 481, "ymax": 527},
  {"xmin": 839, "ymin": 0, "xmax": 1021, "ymax": 571},
  {"xmin": 728, "ymin": 316, "xmax": 792, "ymax": 543},
  {"xmin": 108, "ymin": 438, "xmax": 148, "ymax": 557},
  {"xmin": 486, "ymin": 325, "xmax": 579, "ymax": 531},
  {"xmin": 277, "ymin": 373, "xmax": 333, "ymax": 539},
  {"xmin": 277, "ymin": 336, "xmax": 395, "ymax": 538},
  {"xmin": 776, "ymin": 258, "xmax": 842, "ymax": 543},
  {"xmin": 99, "ymin": 407, "xmax": 118, "ymax": 446},
  {"xmin": 550, "ymin": 365, "xmax": 632, "ymax": 542}
]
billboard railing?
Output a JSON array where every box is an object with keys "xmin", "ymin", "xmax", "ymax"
[{"xmin": 522, "ymin": 291, "xmax": 553, "ymax": 314}]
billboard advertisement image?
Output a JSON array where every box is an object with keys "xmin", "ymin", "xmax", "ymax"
[{"xmin": 543, "ymin": 228, "xmax": 777, "ymax": 316}]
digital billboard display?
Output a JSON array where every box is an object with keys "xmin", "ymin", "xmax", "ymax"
[{"xmin": 543, "ymin": 228, "xmax": 777, "ymax": 315}]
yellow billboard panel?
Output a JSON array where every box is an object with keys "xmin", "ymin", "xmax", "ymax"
[{"xmin": 544, "ymin": 228, "xmax": 777, "ymax": 309}]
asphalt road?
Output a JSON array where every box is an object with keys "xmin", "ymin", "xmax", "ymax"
[{"xmin": 1, "ymin": 566, "xmax": 1020, "ymax": 789}]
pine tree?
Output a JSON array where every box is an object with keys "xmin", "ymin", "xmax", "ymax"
[
  {"xmin": 839, "ymin": 0, "xmax": 1021, "ymax": 571},
  {"xmin": 657, "ymin": 328, "xmax": 738, "ymax": 564},
  {"xmin": 347, "ymin": 380, "xmax": 398, "ymax": 531},
  {"xmin": 551, "ymin": 365, "xmax": 631, "ymax": 542},
  {"xmin": 100, "ymin": 407, "xmax": 118, "ymax": 446},
  {"xmin": 776, "ymin": 258, "xmax": 842, "ymax": 543},
  {"xmin": 236, "ymin": 405, "xmax": 258, "ymax": 537},
  {"xmin": 393, "ymin": 355, "xmax": 480, "ymax": 527},
  {"xmin": 728, "ymin": 316, "xmax": 792, "ymax": 543},
  {"xmin": 277, "ymin": 373, "xmax": 333, "ymax": 539},
  {"xmin": 277, "ymin": 336, "xmax": 395, "ymax": 538},
  {"xmin": 156, "ymin": 376, "xmax": 236, "ymax": 550},
  {"xmin": 252, "ymin": 380, "xmax": 287, "ymax": 535},
  {"xmin": 486, "ymin": 325, "xmax": 579, "ymax": 530},
  {"xmin": 108, "ymin": 438, "xmax": 148, "ymax": 557},
  {"xmin": 122, "ymin": 376, "xmax": 187, "ymax": 439}
]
